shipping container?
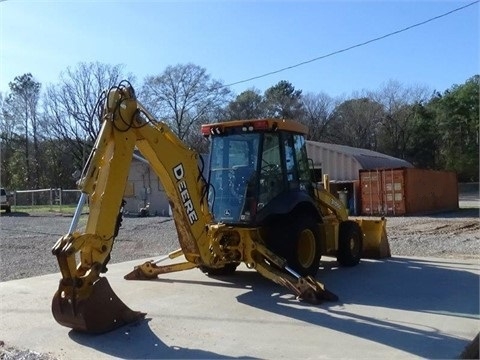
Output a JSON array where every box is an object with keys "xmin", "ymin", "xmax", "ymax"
[{"xmin": 360, "ymin": 168, "xmax": 458, "ymax": 216}]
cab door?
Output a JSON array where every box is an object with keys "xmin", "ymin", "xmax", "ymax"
[{"xmin": 282, "ymin": 132, "xmax": 312, "ymax": 195}]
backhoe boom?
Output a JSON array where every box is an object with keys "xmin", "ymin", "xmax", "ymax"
[{"xmin": 51, "ymin": 82, "xmax": 338, "ymax": 334}]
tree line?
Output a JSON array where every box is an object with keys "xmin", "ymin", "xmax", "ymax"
[{"xmin": 0, "ymin": 62, "xmax": 478, "ymax": 191}]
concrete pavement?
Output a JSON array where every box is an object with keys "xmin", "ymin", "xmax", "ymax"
[{"xmin": 1, "ymin": 256, "xmax": 479, "ymax": 359}]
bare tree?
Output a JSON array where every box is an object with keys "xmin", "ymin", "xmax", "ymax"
[
  {"xmin": 141, "ymin": 63, "xmax": 231, "ymax": 142},
  {"xmin": 42, "ymin": 62, "xmax": 131, "ymax": 168},
  {"xmin": 0, "ymin": 91, "xmax": 18, "ymax": 187},
  {"xmin": 4, "ymin": 74, "xmax": 42, "ymax": 188},
  {"xmin": 300, "ymin": 92, "xmax": 336, "ymax": 141},
  {"xmin": 0, "ymin": 91, "xmax": 21, "ymax": 148}
]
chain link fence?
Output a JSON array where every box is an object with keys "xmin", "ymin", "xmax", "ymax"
[{"xmin": 12, "ymin": 188, "xmax": 85, "ymax": 213}]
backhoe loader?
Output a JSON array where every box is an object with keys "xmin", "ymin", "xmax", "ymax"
[{"xmin": 51, "ymin": 81, "xmax": 390, "ymax": 334}]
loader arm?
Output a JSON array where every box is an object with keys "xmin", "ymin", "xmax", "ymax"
[
  {"xmin": 313, "ymin": 180, "xmax": 390, "ymax": 259},
  {"xmin": 51, "ymin": 82, "xmax": 338, "ymax": 334}
]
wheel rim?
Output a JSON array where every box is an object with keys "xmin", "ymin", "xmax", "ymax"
[
  {"xmin": 349, "ymin": 236, "xmax": 360, "ymax": 257},
  {"xmin": 297, "ymin": 229, "xmax": 316, "ymax": 268}
]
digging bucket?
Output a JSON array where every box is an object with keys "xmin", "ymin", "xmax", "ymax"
[
  {"xmin": 52, "ymin": 277, "xmax": 145, "ymax": 334},
  {"xmin": 355, "ymin": 218, "xmax": 391, "ymax": 259}
]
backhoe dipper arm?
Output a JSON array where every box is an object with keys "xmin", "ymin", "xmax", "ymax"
[{"xmin": 51, "ymin": 82, "xmax": 212, "ymax": 333}]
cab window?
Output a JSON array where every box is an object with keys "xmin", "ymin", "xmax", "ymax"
[{"xmin": 258, "ymin": 133, "xmax": 283, "ymax": 208}]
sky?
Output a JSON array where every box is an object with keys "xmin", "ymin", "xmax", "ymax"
[{"xmin": 0, "ymin": 0, "xmax": 479, "ymax": 99}]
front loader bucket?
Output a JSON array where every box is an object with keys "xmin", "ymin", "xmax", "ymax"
[
  {"xmin": 52, "ymin": 277, "xmax": 146, "ymax": 334},
  {"xmin": 355, "ymin": 218, "xmax": 391, "ymax": 259}
]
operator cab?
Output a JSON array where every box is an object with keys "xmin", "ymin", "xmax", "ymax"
[{"xmin": 202, "ymin": 119, "xmax": 313, "ymax": 225}]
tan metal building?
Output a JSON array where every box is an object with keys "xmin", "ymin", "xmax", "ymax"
[
  {"xmin": 306, "ymin": 141, "xmax": 412, "ymax": 181},
  {"xmin": 123, "ymin": 156, "xmax": 171, "ymax": 216},
  {"xmin": 123, "ymin": 153, "xmax": 207, "ymax": 217}
]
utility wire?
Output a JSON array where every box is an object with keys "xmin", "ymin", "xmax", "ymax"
[{"xmin": 223, "ymin": 1, "xmax": 479, "ymax": 88}]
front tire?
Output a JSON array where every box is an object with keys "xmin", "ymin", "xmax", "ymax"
[
  {"xmin": 337, "ymin": 220, "xmax": 363, "ymax": 267},
  {"xmin": 267, "ymin": 215, "xmax": 322, "ymax": 277}
]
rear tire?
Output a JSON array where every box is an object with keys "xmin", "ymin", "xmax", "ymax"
[
  {"xmin": 337, "ymin": 220, "xmax": 363, "ymax": 267},
  {"xmin": 267, "ymin": 215, "xmax": 322, "ymax": 277}
]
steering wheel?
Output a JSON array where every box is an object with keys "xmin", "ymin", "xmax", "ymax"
[{"xmin": 261, "ymin": 160, "xmax": 279, "ymax": 174}]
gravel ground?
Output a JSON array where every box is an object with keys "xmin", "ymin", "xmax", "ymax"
[
  {"xmin": 0, "ymin": 214, "xmax": 179, "ymax": 282},
  {"xmin": 0, "ymin": 197, "xmax": 478, "ymax": 282},
  {"xmin": 0, "ymin": 195, "xmax": 478, "ymax": 359}
]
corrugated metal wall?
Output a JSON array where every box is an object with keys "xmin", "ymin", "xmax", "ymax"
[
  {"xmin": 124, "ymin": 161, "xmax": 170, "ymax": 216},
  {"xmin": 306, "ymin": 142, "xmax": 361, "ymax": 181}
]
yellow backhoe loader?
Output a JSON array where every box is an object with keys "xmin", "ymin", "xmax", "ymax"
[{"xmin": 51, "ymin": 81, "xmax": 390, "ymax": 334}]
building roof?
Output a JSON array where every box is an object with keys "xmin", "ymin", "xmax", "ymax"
[
  {"xmin": 306, "ymin": 141, "xmax": 414, "ymax": 181},
  {"xmin": 307, "ymin": 141, "xmax": 413, "ymax": 170}
]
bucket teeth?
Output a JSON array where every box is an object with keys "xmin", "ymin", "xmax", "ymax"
[{"xmin": 52, "ymin": 277, "xmax": 145, "ymax": 334}]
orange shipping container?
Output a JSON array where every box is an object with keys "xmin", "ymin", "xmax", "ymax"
[{"xmin": 360, "ymin": 168, "xmax": 458, "ymax": 216}]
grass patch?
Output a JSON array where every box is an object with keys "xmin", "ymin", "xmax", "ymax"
[{"xmin": 12, "ymin": 205, "xmax": 89, "ymax": 215}]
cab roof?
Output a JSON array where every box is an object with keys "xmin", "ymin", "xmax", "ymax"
[{"xmin": 201, "ymin": 118, "xmax": 308, "ymax": 136}]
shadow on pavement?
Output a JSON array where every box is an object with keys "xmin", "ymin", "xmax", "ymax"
[
  {"xmin": 236, "ymin": 257, "xmax": 479, "ymax": 358},
  {"xmin": 143, "ymin": 256, "xmax": 478, "ymax": 359},
  {"xmin": 69, "ymin": 319, "xmax": 257, "ymax": 359}
]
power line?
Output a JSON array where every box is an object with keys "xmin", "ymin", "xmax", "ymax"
[{"xmin": 224, "ymin": 1, "xmax": 479, "ymax": 89}]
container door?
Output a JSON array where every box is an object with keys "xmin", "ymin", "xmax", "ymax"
[
  {"xmin": 382, "ymin": 169, "xmax": 406, "ymax": 215},
  {"xmin": 360, "ymin": 170, "xmax": 383, "ymax": 215}
]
